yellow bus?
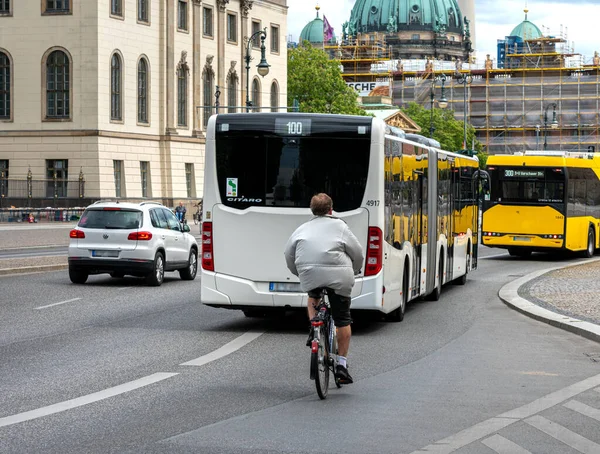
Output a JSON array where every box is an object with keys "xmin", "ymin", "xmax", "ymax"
[{"xmin": 482, "ymin": 151, "xmax": 600, "ymax": 257}]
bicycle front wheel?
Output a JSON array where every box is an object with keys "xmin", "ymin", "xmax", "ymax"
[{"xmin": 313, "ymin": 325, "xmax": 330, "ymax": 399}]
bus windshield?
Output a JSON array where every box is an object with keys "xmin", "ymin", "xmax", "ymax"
[
  {"xmin": 215, "ymin": 116, "xmax": 372, "ymax": 212},
  {"xmin": 488, "ymin": 166, "xmax": 565, "ymax": 204}
]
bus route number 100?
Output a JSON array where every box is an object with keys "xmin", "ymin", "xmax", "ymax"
[{"xmin": 286, "ymin": 121, "xmax": 303, "ymax": 135}]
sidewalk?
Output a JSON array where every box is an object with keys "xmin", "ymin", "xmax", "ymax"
[{"xmin": 1, "ymin": 226, "xmax": 599, "ymax": 343}]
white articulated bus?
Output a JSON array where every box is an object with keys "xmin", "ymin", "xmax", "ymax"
[{"xmin": 200, "ymin": 113, "xmax": 479, "ymax": 320}]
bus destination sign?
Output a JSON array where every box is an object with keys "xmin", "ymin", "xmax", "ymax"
[
  {"xmin": 503, "ymin": 169, "xmax": 545, "ymax": 178},
  {"xmin": 274, "ymin": 118, "xmax": 311, "ymax": 136}
]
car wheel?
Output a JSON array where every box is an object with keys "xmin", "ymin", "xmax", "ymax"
[
  {"xmin": 69, "ymin": 267, "xmax": 88, "ymax": 284},
  {"xmin": 145, "ymin": 252, "xmax": 165, "ymax": 286},
  {"xmin": 179, "ymin": 249, "xmax": 198, "ymax": 281},
  {"xmin": 110, "ymin": 272, "xmax": 125, "ymax": 279}
]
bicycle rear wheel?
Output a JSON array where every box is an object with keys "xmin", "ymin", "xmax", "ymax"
[
  {"xmin": 313, "ymin": 325, "xmax": 329, "ymax": 399},
  {"xmin": 330, "ymin": 322, "xmax": 342, "ymax": 389}
]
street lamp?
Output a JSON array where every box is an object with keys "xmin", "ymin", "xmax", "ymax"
[
  {"xmin": 543, "ymin": 102, "xmax": 558, "ymax": 150},
  {"xmin": 429, "ymin": 74, "xmax": 448, "ymax": 138},
  {"xmin": 245, "ymin": 28, "xmax": 270, "ymax": 112},
  {"xmin": 456, "ymin": 73, "xmax": 473, "ymax": 149}
]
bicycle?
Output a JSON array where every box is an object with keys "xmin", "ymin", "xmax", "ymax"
[
  {"xmin": 192, "ymin": 202, "xmax": 202, "ymax": 225},
  {"xmin": 309, "ymin": 288, "xmax": 342, "ymax": 399}
]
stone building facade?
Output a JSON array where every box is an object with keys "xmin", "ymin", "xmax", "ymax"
[{"xmin": 0, "ymin": 0, "xmax": 287, "ymax": 206}]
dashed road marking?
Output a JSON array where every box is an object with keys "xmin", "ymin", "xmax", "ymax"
[
  {"xmin": 482, "ymin": 434, "xmax": 532, "ymax": 454},
  {"xmin": 564, "ymin": 399, "xmax": 600, "ymax": 422},
  {"xmin": 525, "ymin": 415, "xmax": 600, "ymax": 453},
  {"xmin": 181, "ymin": 331, "xmax": 264, "ymax": 366},
  {"xmin": 0, "ymin": 373, "xmax": 177, "ymax": 429},
  {"xmin": 34, "ymin": 298, "xmax": 82, "ymax": 310}
]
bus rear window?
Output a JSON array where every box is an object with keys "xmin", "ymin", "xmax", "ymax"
[{"xmin": 215, "ymin": 135, "xmax": 371, "ymax": 212}]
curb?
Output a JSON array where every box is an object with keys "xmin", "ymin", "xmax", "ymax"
[
  {"xmin": 498, "ymin": 257, "xmax": 600, "ymax": 344},
  {"xmin": 0, "ymin": 264, "xmax": 68, "ymax": 276}
]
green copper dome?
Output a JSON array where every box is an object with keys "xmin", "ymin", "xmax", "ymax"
[
  {"xmin": 300, "ymin": 7, "xmax": 336, "ymax": 44},
  {"xmin": 348, "ymin": 0, "xmax": 464, "ymax": 35},
  {"xmin": 509, "ymin": 10, "xmax": 542, "ymax": 39}
]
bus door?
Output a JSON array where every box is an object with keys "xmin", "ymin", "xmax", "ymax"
[
  {"xmin": 446, "ymin": 159, "xmax": 457, "ymax": 279},
  {"xmin": 416, "ymin": 155, "xmax": 428, "ymax": 296}
]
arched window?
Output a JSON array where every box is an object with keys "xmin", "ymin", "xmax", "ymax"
[
  {"xmin": 178, "ymin": 65, "xmax": 188, "ymax": 127},
  {"xmin": 227, "ymin": 73, "xmax": 237, "ymax": 113},
  {"xmin": 0, "ymin": 52, "xmax": 10, "ymax": 120},
  {"xmin": 252, "ymin": 78, "xmax": 260, "ymax": 110},
  {"xmin": 111, "ymin": 53, "xmax": 122, "ymax": 121},
  {"xmin": 138, "ymin": 58, "xmax": 149, "ymax": 124},
  {"xmin": 46, "ymin": 50, "xmax": 70, "ymax": 119},
  {"xmin": 203, "ymin": 69, "xmax": 214, "ymax": 127},
  {"xmin": 270, "ymin": 81, "xmax": 279, "ymax": 113}
]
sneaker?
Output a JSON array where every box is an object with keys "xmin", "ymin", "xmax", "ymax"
[{"xmin": 335, "ymin": 365, "xmax": 354, "ymax": 384}]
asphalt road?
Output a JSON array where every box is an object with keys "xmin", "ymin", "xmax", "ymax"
[{"xmin": 1, "ymin": 252, "xmax": 600, "ymax": 453}]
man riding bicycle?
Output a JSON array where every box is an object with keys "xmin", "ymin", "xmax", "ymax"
[{"xmin": 284, "ymin": 193, "xmax": 364, "ymax": 384}]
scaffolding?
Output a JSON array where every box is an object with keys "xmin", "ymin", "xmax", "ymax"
[{"xmin": 334, "ymin": 33, "xmax": 600, "ymax": 155}]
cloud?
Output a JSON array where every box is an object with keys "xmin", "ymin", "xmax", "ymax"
[{"xmin": 287, "ymin": 0, "xmax": 600, "ymax": 63}]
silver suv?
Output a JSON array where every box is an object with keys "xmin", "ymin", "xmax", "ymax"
[{"xmin": 68, "ymin": 201, "xmax": 198, "ymax": 286}]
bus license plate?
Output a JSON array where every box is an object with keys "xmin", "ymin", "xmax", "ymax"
[
  {"xmin": 92, "ymin": 250, "xmax": 119, "ymax": 258},
  {"xmin": 513, "ymin": 236, "xmax": 531, "ymax": 242},
  {"xmin": 269, "ymin": 282, "xmax": 302, "ymax": 292}
]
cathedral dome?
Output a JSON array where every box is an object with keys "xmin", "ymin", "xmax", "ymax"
[
  {"xmin": 509, "ymin": 10, "xmax": 542, "ymax": 40},
  {"xmin": 299, "ymin": 6, "xmax": 336, "ymax": 44},
  {"xmin": 348, "ymin": 0, "xmax": 464, "ymax": 35}
]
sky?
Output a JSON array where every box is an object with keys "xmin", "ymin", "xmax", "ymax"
[{"xmin": 286, "ymin": 0, "xmax": 600, "ymax": 65}]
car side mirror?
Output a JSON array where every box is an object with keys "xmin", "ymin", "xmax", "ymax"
[{"xmin": 182, "ymin": 223, "xmax": 191, "ymax": 233}]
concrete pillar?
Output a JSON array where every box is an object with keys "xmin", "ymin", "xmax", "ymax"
[
  {"xmin": 192, "ymin": 0, "xmax": 203, "ymax": 136},
  {"xmin": 166, "ymin": 0, "xmax": 177, "ymax": 134},
  {"xmin": 216, "ymin": 0, "xmax": 228, "ymax": 91},
  {"xmin": 240, "ymin": 0, "xmax": 252, "ymax": 112}
]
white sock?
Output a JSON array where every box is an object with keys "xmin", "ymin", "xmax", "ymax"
[{"xmin": 338, "ymin": 356, "xmax": 347, "ymax": 368}]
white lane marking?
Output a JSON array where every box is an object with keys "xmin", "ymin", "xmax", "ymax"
[
  {"xmin": 525, "ymin": 415, "xmax": 600, "ymax": 453},
  {"xmin": 34, "ymin": 298, "xmax": 82, "ymax": 310},
  {"xmin": 482, "ymin": 434, "xmax": 532, "ymax": 454},
  {"xmin": 0, "ymin": 373, "xmax": 177, "ymax": 429},
  {"xmin": 564, "ymin": 400, "xmax": 600, "ymax": 422},
  {"xmin": 480, "ymin": 253, "xmax": 509, "ymax": 259},
  {"xmin": 411, "ymin": 372, "xmax": 600, "ymax": 454},
  {"xmin": 117, "ymin": 287, "xmax": 133, "ymax": 291},
  {"xmin": 181, "ymin": 331, "xmax": 264, "ymax": 366}
]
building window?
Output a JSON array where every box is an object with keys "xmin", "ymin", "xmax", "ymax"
[
  {"xmin": 178, "ymin": 66, "xmax": 188, "ymax": 127},
  {"xmin": 138, "ymin": 58, "xmax": 148, "ymax": 124},
  {"xmin": 270, "ymin": 81, "xmax": 278, "ymax": 112},
  {"xmin": 138, "ymin": 0, "xmax": 148, "ymax": 23},
  {"xmin": 203, "ymin": 69, "xmax": 214, "ymax": 127},
  {"xmin": 111, "ymin": 53, "xmax": 122, "ymax": 121},
  {"xmin": 270, "ymin": 25, "xmax": 279, "ymax": 53},
  {"xmin": 45, "ymin": 0, "xmax": 70, "ymax": 13},
  {"xmin": 203, "ymin": 7, "xmax": 213, "ymax": 37},
  {"xmin": 178, "ymin": 0, "xmax": 188, "ymax": 31},
  {"xmin": 0, "ymin": 160, "xmax": 8, "ymax": 197},
  {"xmin": 46, "ymin": 159, "xmax": 68, "ymax": 198},
  {"xmin": 46, "ymin": 50, "xmax": 70, "ymax": 119},
  {"xmin": 227, "ymin": 13, "xmax": 237, "ymax": 43},
  {"xmin": 0, "ymin": 52, "xmax": 10, "ymax": 120},
  {"xmin": 0, "ymin": 0, "xmax": 11, "ymax": 15},
  {"xmin": 113, "ymin": 160, "xmax": 123, "ymax": 198},
  {"xmin": 185, "ymin": 163, "xmax": 194, "ymax": 198},
  {"xmin": 111, "ymin": 0, "xmax": 122, "ymax": 17},
  {"xmin": 252, "ymin": 78, "xmax": 260, "ymax": 109},
  {"xmin": 227, "ymin": 73, "xmax": 237, "ymax": 113},
  {"xmin": 140, "ymin": 161, "xmax": 150, "ymax": 197},
  {"xmin": 251, "ymin": 21, "xmax": 261, "ymax": 47}
]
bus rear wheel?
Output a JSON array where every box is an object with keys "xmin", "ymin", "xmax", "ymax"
[{"xmin": 583, "ymin": 228, "xmax": 595, "ymax": 258}]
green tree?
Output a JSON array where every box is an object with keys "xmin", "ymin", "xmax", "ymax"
[
  {"xmin": 288, "ymin": 41, "xmax": 365, "ymax": 115},
  {"xmin": 401, "ymin": 102, "xmax": 487, "ymax": 167}
]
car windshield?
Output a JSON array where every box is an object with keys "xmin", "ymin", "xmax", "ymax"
[{"xmin": 78, "ymin": 209, "xmax": 143, "ymax": 229}]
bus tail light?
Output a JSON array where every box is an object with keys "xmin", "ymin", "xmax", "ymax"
[
  {"xmin": 365, "ymin": 227, "xmax": 383, "ymax": 277},
  {"xmin": 202, "ymin": 222, "xmax": 214, "ymax": 271}
]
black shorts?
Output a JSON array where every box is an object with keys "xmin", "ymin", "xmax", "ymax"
[{"xmin": 307, "ymin": 287, "xmax": 352, "ymax": 327}]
